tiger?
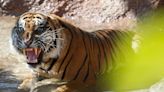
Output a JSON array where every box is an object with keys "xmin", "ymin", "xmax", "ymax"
[{"xmin": 11, "ymin": 12, "xmax": 134, "ymax": 91}]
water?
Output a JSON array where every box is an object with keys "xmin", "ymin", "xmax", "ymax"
[{"xmin": 0, "ymin": 70, "xmax": 27, "ymax": 92}]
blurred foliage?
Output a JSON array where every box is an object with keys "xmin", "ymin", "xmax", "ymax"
[{"xmin": 101, "ymin": 8, "xmax": 164, "ymax": 91}]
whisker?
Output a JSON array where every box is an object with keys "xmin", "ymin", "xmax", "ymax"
[
  {"xmin": 55, "ymin": 28, "xmax": 64, "ymax": 31},
  {"xmin": 55, "ymin": 38, "xmax": 64, "ymax": 40},
  {"xmin": 30, "ymin": 27, "xmax": 64, "ymax": 53},
  {"xmin": 40, "ymin": 42, "xmax": 46, "ymax": 51}
]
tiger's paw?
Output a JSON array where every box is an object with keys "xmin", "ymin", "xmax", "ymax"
[
  {"xmin": 18, "ymin": 78, "xmax": 33, "ymax": 90},
  {"xmin": 55, "ymin": 85, "xmax": 68, "ymax": 92}
]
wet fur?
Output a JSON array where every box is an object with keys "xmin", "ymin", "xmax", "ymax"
[{"xmin": 11, "ymin": 12, "xmax": 134, "ymax": 91}]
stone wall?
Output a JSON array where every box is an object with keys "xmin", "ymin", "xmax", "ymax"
[{"xmin": 0, "ymin": 0, "xmax": 161, "ymax": 23}]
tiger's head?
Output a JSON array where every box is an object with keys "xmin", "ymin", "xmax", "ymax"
[{"xmin": 11, "ymin": 12, "xmax": 63, "ymax": 67}]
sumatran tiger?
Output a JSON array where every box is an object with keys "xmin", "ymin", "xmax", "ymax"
[{"xmin": 11, "ymin": 12, "xmax": 134, "ymax": 92}]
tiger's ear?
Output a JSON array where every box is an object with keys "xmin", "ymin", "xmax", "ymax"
[
  {"xmin": 12, "ymin": 17, "xmax": 24, "ymax": 32},
  {"xmin": 47, "ymin": 14, "xmax": 78, "ymax": 31},
  {"xmin": 11, "ymin": 17, "xmax": 24, "ymax": 52},
  {"xmin": 11, "ymin": 19, "xmax": 19, "ymax": 41},
  {"xmin": 47, "ymin": 15, "xmax": 62, "ymax": 29}
]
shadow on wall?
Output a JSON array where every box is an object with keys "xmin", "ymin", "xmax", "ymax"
[
  {"xmin": 0, "ymin": 0, "xmax": 161, "ymax": 17},
  {"xmin": 125, "ymin": 0, "xmax": 159, "ymax": 16},
  {"xmin": 0, "ymin": 0, "xmax": 34, "ymax": 16},
  {"xmin": 0, "ymin": 69, "xmax": 22, "ymax": 92},
  {"xmin": 158, "ymin": 0, "xmax": 164, "ymax": 8}
]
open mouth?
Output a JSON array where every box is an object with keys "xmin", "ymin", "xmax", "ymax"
[{"xmin": 23, "ymin": 48, "xmax": 41, "ymax": 64}]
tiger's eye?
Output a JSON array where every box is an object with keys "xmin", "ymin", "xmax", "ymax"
[
  {"xmin": 23, "ymin": 17, "xmax": 28, "ymax": 19},
  {"xmin": 36, "ymin": 17, "xmax": 42, "ymax": 19}
]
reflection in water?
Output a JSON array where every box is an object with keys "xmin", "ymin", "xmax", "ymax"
[{"xmin": 0, "ymin": 70, "xmax": 27, "ymax": 92}]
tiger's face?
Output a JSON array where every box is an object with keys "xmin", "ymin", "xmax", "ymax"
[{"xmin": 12, "ymin": 12, "xmax": 62, "ymax": 66}]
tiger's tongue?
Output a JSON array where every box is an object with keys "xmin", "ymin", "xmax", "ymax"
[{"xmin": 26, "ymin": 49, "xmax": 38, "ymax": 63}]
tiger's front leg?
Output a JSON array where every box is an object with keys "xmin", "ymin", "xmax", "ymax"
[
  {"xmin": 18, "ymin": 68, "xmax": 51, "ymax": 90},
  {"xmin": 18, "ymin": 77, "xmax": 33, "ymax": 90},
  {"xmin": 18, "ymin": 72, "xmax": 38, "ymax": 90}
]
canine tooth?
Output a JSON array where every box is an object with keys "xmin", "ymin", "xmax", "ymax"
[
  {"xmin": 37, "ymin": 48, "xmax": 41, "ymax": 57},
  {"xmin": 34, "ymin": 48, "xmax": 37, "ymax": 55},
  {"xmin": 26, "ymin": 48, "xmax": 33, "ymax": 51},
  {"xmin": 39, "ymin": 48, "xmax": 41, "ymax": 53},
  {"xmin": 23, "ymin": 49, "xmax": 26, "ymax": 55}
]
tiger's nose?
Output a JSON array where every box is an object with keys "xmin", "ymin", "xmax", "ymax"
[
  {"xmin": 23, "ymin": 32, "xmax": 32, "ymax": 46},
  {"xmin": 24, "ymin": 40, "xmax": 32, "ymax": 46}
]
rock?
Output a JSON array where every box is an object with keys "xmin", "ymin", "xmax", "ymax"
[
  {"xmin": 0, "ymin": 0, "xmax": 161, "ymax": 25},
  {"xmin": 149, "ymin": 79, "xmax": 164, "ymax": 92},
  {"xmin": 0, "ymin": 0, "xmax": 34, "ymax": 16},
  {"xmin": 130, "ymin": 79, "xmax": 164, "ymax": 92}
]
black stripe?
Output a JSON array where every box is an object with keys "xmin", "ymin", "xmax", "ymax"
[
  {"xmin": 87, "ymin": 33, "xmax": 96, "ymax": 78},
  {"xmin": 111, "ymin": 31, "xmax": 125, "ymax": 45},
  {"xmin": 61, "ymin": 29, "xmax": 78, "ymax": 80},
  {"xmin": 87, "ymin": 33, "xmax": 98, "ymax": 77},
  {"xmin": 47, "ymin": 58, "xmax": 58, "ymax": 71},
  {"xmin": 73, "ymin": 55, "xmax": 87, "ymax": 80},
  {"xmin": 98, "ymin": 31, "xmax": 119, "ymax": 73},
  {"xmin": 101, "ymin": 31, "xmax": 115, "ymax": 63},
  {"xmin": 61, "ymin": 55, "xmax": 73, "ymax": 80},
  {"xmin": 57, "ymin": 30, "xmax": 73, "ymax": 72},
  {"xmin": 109, "ymin": 31, "xmax": 124, "ymax": 57},
  {"xmin": 72, "ymin": 31, "xmax": 88, "ymax": 80},
  {"xmin": 80, "ymin": 32, "xmax": 90, "ymax": 82},
  {"xmin": 105, "ymin": 31, "xmax": 119, "ymax": 61},
  {"xmin": 83, "ymin": 59, "xmax": 89, "ymax": 82},
  {"xmin": 93, "ymin": 34, "xmax": 101, "ymax": 72},
  {"xmin": 54, "ymin": 30, "xmax": 58, "ymax": 48},
  {"xmin": 93, "ymin": 32, "xmax": 104, "ymax": 74},
  {"xmin": 106, "ymin": 31, "xmax": 119, "ymax": 49},
  {"xmin": 95, "ymin": 31, "xmax": 108, "ymax": 73}
]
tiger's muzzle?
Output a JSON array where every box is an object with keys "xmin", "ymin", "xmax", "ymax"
[{"xmin": 23, "ymin": 48, "xmax": 41, "ymax": 64}]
